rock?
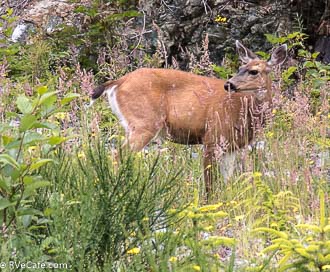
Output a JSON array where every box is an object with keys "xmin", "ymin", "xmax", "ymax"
[
  {"xmin": 11, "ymin": 22, "xmax": 35, "ymax": 43},
  {"xmin": 8, "ymin": 0, "xmax": 326, "ymax": 67},
  {"xmin": 11, "ymin": 23, "xmax": 28, "ymax": 42},
  {"xmin": 23, "ymin": 0, "xmax": 74, "ymax": 26}
]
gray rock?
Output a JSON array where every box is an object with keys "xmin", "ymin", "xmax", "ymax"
[{"xmin": 11, "ymin": 23, "xmax": 34, "ymax": 43}]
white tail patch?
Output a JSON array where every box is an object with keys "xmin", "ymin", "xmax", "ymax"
[{"xmin": 106, "ymin": 85, "xmax": 129, "ymax": 133}]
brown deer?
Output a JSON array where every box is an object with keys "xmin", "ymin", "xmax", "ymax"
[{"xmin": 91, "ymin": 41, "xmax": 287, "ymax": 198}]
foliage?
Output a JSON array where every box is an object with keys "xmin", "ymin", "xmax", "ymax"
[
  {"xmin": 266, "ymin": 31, "xmax": 330, "ymax": 113},
  {"xmin": 39, "ymin": 142, "xmax": 182, "ymax": 270},
  {"xmin": 50, "ymin": 0, "xmax": 141, "ymax": 73},
  {"xmin": 0, "ymin": 85, "xmax": 80, "ymax": 265},
  {"xmin": 233, "ymin": 173, "xmax": 300, "ymax": 230},
  {"xmin": 254, "ymin": 191, "xmax": 330, "ymax": 271}
]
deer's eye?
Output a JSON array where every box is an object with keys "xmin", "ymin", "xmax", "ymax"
[{"xmin": 249, "ymin": 70, "xmax": 259, "ymax": 75}]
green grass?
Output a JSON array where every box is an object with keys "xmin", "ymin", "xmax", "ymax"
[{"xmin": 0, "ymin": 82, "xmax": 329, "ymax": 271}]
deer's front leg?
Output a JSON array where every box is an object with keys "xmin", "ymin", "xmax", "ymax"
[{"xmin": 203, "ymin": 144, "xmax": 215, "ymax": 201}]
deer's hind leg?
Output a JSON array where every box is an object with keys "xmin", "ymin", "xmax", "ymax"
[
  {"xmin": 106, "ymin": 85, "xmax": 164, "ymax": 152},
  {"xmin": 124, "ymin": 125, "xmax": 161, "ymax": 151}
]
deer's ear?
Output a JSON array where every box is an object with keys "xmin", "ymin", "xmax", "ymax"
[
  {"xmin": 268, "ymin": 44, "xmax": 287, "ymax": 66},
  {"xmin": 236, "ymin": 40, "xmax": 258, "ymax": 64}
]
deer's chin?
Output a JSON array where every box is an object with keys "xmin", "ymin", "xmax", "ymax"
[
  {"xmin": 236, "ymin": 88, "xmax": 267, "ymax": 93},
  {"xmin": 234, "ymin": 88, "xmax": 257, "ymax": 93}
]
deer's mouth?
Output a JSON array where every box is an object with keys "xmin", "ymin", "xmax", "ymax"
[{"xmin": 234, "ymin": 87, "xmax": 267, "ymax": 93}]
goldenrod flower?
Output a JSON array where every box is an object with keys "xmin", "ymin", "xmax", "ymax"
[
  {"xmin": 198, "ymin": 204, "xmax": 221, "ymax": 212},
  {"xmin": 127, "ymin": 247, "xmax": 140, "ymax": 254},
  {"xmin": 322, "ymin": 265, "xmax": 330, "ymax": 270},
  {"xmin": 203, "ymin": 225, "xmax": 214, "ymax": 231},
  {"xmin": 253, "ymin": 172, "xmax": 262, "ymax": 178}
]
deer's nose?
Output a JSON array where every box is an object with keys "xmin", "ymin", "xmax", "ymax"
[{"xmin": 224, "ymin": 82, "xmax": 237, "ymax": 92}]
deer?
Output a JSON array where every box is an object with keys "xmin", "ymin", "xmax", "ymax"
[{"xmin": 90, "ymin": 41, "xmax": 287, "ymax": 199}]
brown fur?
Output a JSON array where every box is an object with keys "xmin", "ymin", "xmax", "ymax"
[{"xmin": 92, "ymin": 42, "xmax": 287, "ymax": 199}]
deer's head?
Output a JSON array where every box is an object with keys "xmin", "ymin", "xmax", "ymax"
[{"xmin": 224, "ymin": 41, "xmax": 287, "ymax": 97}]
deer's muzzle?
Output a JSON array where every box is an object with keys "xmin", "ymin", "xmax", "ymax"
[{"xmin": 224, "ymin": 81, "xmax": 237, "ymax": 92}]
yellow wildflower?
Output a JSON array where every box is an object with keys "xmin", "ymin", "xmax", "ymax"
[
  {"xmin": 135, "ymin": 151, "xmax": 143, "ymax": 159},
  {"xmin": 193, "ymin": 265, "xmax": 201, "ymax": 271},
  {"xmin": 253, "ymin": 172, "xmax": 262, "ymax": 178},
  {"xmin": 266, "ymin": 131, "xmax": 274, "ymax": 138},
  {"xmin": 215, "ymin": 15, "xmax": 227, "ymax": 23},
  {"xmin": 77, "ymin": 152, "xmax": 85, "ymax": 159},
  {"xmin": 168, "ymin": 256, "xmax": 177, "ymax": 262},
  {"xmin": 28, "ymin": 146, "xmax": 37, "ymax": 152},
  {"xmin": 203, "ymin": 225, "xmax": 214, "ymax": 231},
  {"xmin": 198, "ymin": 204, "xmax": 221, "ymax": 212},
  {"xmin": 127, "ymin": 247, "xmax": 140, "ymax": 254},
  {"xmin": 322, "ymin": 265, "xmax": 330, "ymax": 270},
  {"xmin": 54, "ymin": 112, "xmax": 67, "ymax": 120}
]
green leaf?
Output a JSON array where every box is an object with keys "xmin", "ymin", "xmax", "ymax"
[
  {"xmin": 265, "ymin": 34, "xmax": 281, "ymax": 44},
  {"xmin": 312, "ymin": 52, "xmax": 320, "ymax": 59},
  {"xmin": 2, "ymin": 135, "xmax": 14, "ymax": 145},
  {"xmin": 6, "ymin": 8, "xmax": 14, "ymax": 16},
  {"xmin": 48, "ymin": 136, "xmax": 67, "ymax": 145},
  {"xmin": 24, "ymin": 181, "xmax": 51, "ymax": 195},
  {"xmin": 287, "ymin": 32, "xmax": 300, "ymax": 39},
  {"xmin": 0, "ymin": 198, "xmax": 16, "ymax": 210},
  {"xmin": 16, "ymin": 95, "xmax": 33, "ymax": 114},
  {"xmin": 60, "ymin": 93, "xmax": 80, "ymax": 105},
  {"xmin": 19, "ymin": 114, "xmax": 37, "ymax": 132},
  {"xmin": 304, "ymin": 61, "xmax": 315, "ymax": 68},
  {"xmin": 29, "ymin": 159, "xmax": 54, "ymax": 172},
  {"xmin": 0, "ymin": 178, "xmax": 10, "ymax": 193},
  {"xmin": 17, "ymin": 207, "xmax": 43, "ymax": 216},
  {"xmin": 36, "ymin": 85, "xmax": 48, "ymax": 95},
  {"xmin": 0, "ymin": 154, "xmax": 19, "ymax": 169},
  {"xmin": 38, "ymin": 91, "xmax": 58, "ymax": 106},
  {"xmin": 31, "ymin": 121, "xmax": 58, "ymax": 130},
  {"xmin": 22, "ymin": 215, "xmax": 32, "ymax": 228},
  {"xmin": 22, "ymin": 132, "xmax": 46, "ymax": 145}
]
